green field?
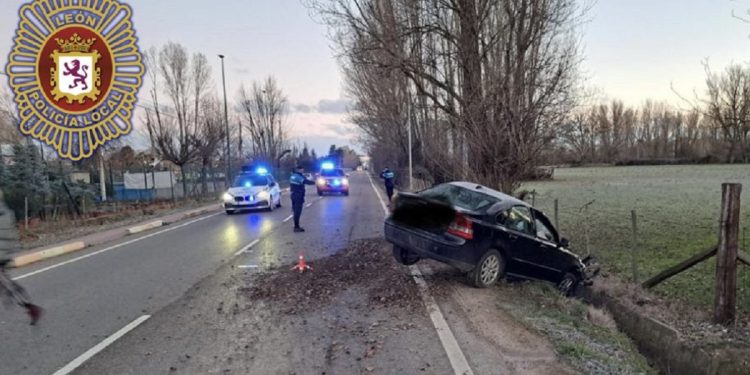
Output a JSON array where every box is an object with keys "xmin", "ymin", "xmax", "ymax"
[{"xmin": 523, "ymin": 165, "xmax": 750, "ymax": 314}]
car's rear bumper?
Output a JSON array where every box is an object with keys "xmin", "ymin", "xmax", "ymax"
[
  {"xmin": 384, "ymin": 220, "xmax": 475, "ymax": 272},
  {"xmin": 224, "ymin": 201, "xmax": 270, "ymax": 210}
]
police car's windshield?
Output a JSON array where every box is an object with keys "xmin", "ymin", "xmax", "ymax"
[
  {"xmin": 419, "ymin": 183, "xmax": 500, "ymax": 213},
  {"xmin": 233, "ymin": 174, "xmax": 268, "ymax": 187},
  {"xmin": 320, "ymin": 169, "xmax": 345, "ymax": 177}
]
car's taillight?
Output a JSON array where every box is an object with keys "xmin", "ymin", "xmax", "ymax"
[{"xmin": 448, "ymin": 213, "xmax": 473, "ymax": 240}]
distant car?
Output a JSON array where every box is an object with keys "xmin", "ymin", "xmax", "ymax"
[
  {"xmin": 384, "ymin": 182, "xmax": 598, "ymax": 293},
  {"xmin": 316, "ymin": 167, "xmax": 349, "ymax": 196},
  {"xmin": 222, "ymin": 171, "xmax": 282, "ymax": 214}
]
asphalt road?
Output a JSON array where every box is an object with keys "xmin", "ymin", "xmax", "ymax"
[{"xmin": 0, "ymin": 172, "xmax": 384, "ymax": 375}]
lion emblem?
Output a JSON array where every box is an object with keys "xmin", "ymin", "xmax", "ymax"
[{"xmin": 63, "ymin": 59, "xmax": 89, "ymax": 90}]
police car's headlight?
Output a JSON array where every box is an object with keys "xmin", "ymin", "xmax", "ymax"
[
  {"xmin": 317, "ymin": 178, "xmax": 326, "ymax": 185},
  {"xmin": 222, "ymin": 193, "xmax": 233, "ymax": 202},
  {"xmin": 342, "ymin": 178, "xmax": 349, "ymax": 185},
  {"xmin": 257, "ymin": 191, "xmax": 270, "ymax": 200}
]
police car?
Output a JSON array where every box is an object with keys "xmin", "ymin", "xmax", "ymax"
[
  {"xmin": 316, "ymin": 162, "xmax": 349, "ymax": 196},
  {"xmin": 222, "ymin": 167, "xmax": 282, "ymax": 214}
]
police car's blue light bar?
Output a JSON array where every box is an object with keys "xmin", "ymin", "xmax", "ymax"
[
  {"xmin": 244, "ymin": 181, "xmax": 252, "ymax": 187},
  {"xmin": 321, "ymin": 162, "xmax": 334, "ymax": 170},
  {"xmin": 256, "ymin": 167, "xmax": 268, "ymax": 175}
]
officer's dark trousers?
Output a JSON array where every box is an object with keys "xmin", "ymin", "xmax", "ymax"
[
  {"xmin": 292, "ymin": 199, "xmax": 304, "ymax": 228},
  {"xmin": 385, "ymin": 185, "xmax": 394, "ymax": 202}
]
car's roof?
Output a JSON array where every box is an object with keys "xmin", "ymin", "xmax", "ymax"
[{"xmin": 447, "ymin": 181, "xmax": 529, "ymax": 210}]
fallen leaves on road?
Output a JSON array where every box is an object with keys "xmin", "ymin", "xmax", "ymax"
[{"xmin": 243, "ymin": 239, "xmax": 422, "ymax": 314}]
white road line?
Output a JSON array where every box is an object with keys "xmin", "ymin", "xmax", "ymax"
[
  {"xmin": 282, "ymin": 214, "xmax": 293, "ymax": 223},
  {"xmin": 238, "ymin": 264, "xmax": 258, "ymax": 269},
  {"xmin": 13, "ymin": 213, "xmax": 222, "ymax": 281},
  {"xmin": 233, "ymin": 239, "xmax": 259, "ymax": 257},
  {"xmin": 52, "ymin": 315, "xmax": 151, "ymax": 375},
  {"xmin": 366, "ymin": 174, "xmax": 474, "ymax": 375},
  {"xmin": 305, "ymin": 203, "xmax": 312, "ymax": 207}
]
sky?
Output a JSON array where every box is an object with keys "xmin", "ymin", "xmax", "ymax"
[{"xmin": 2, "ymin": 0, "xmax": 750, "ymax": 155}]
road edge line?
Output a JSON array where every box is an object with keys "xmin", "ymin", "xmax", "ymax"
[
  {"xmin": 52, "ymin": 315, "xmax": 151, "ymax": 375},
  {"xmin": 366, "ymin": 174, "xmax": 473, "ymax": 375}
]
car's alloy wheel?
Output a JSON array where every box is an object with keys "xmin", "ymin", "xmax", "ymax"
[
  {"xmin": 558, "ymin": 272, "xmax": 579, "ymax": 297},
  {"xmin": 469, "ymin": 249, "xmax": 505, "ymax": 288}
]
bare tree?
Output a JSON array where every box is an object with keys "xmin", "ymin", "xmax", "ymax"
[
  {"xmin": 313, "ymin": 0, "xmax": 585, "ymax": 192},
  {"xmin": 195, "ymin": 97, "xmax": 226, "ymax": 195},
  {"xmin": 238, "ymin": 77, "xmax": 290, "ymax": 166},
  {"xmin": 144, "ymin": 43, "xmax": 209, "ymax": 197}
]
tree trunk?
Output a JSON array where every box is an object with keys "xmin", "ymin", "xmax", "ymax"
[
  {"xmin": 180, "ymin": 164, "xmax": 188, "ymax": 199},
  {"xmin": 201, "ymin": 158, "xmax": 208, "ymax": 197}
]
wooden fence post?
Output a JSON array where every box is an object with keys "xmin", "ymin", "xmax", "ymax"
[
  {"xmin": 715, "ymin": 183, "xmax": 741, "ymax": 325},
  {"xmin": 554, "ymin": 199, "xmax": 559, "ymax": 229},
  {"xmin": 631, "ymin": 210, "xmax": 639, "ymax": 283}
]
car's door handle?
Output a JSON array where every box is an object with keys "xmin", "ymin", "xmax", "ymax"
[{"xmin": 508, "ymin": 234, "xmax": 518, "ymax": 241}]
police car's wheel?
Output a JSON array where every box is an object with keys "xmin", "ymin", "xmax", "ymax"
[
  {"xmin": 344, "ymin": 191, "xmax": 349, "ymax": 196},
  {"xmin": 318, "ymin": 191, "xmax": 324, "ymax": 196},
  {"xmin": 226, "ymin": 210, "xmax": 235, "ymax": 215},
  {"xmin": 468, "ymin": 249, "xmax": 505, "ymax": 288},
  {"xmin": 276, "ymin": 195, "xmax": 282, "ymax": 208},
  {"xmin": 392, "ymin": 245, "xmax": 420, "ymax": 266}
]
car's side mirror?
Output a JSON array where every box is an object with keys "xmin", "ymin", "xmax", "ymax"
[
  {"xmin": 269, "ymin": 182, "xmax": 276, "ymax": 187},
  {"xmin": 559, "ymin": 238, "xmax": 570, "ymax": 248}
]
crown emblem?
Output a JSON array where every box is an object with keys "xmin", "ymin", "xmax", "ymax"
[{"xmin": 55, "ymin": 33, "xmax": 95, "ymax": 53}]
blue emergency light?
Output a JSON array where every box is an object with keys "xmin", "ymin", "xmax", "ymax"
[
  {"xmin": 332, "ymin": 179, "xmax": 341, "ymax": 186},
  {"xmin": 244, "ymin": 181, "xmax": 252, "ymax": 187},
  {"xmin": 321, "ymin": 162, "xmax": 334, "ymax": 170},
  {"xmin": 256, "ymin": 167, "xmax": 268, "ymax": 175}
]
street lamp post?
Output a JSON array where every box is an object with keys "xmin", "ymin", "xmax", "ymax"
[{"xmin": 218, "ymin": 54, "xmax": 230, "ymax": 186}]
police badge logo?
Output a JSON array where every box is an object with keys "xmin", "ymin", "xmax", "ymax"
[{"xmin": 5, "ymin": 0, "xmax": 144, "ymax": 160}]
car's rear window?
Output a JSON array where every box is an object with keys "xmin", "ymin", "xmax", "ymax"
[
  {"xmin": 419, "ymin": 183, "xmax": 500, "ymax": 213},
  {"xmin": 321, "ymin": 169, "xmax": 345, "ymax": 177}
]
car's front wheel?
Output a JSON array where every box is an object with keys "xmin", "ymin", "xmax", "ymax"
[
  {"xmin": 558, "ymin": 272, "xmax": 580, "ymax": 297},
  {"xmin": 392, "ymin": 245, "xmax": 420, "ymax": 266},
  {"xmin": 468, "ymin": 249, "xmax": 505, "ymax": 288}
]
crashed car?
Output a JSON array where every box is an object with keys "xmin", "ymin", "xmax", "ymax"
[{"xmin": 384, "ymin": 182, "xmax": 598, "ymax": 293}]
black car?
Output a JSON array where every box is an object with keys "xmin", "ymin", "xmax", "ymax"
[{"xmin": 384, "ymin": 182, "xmax": 598, "ymax": 293}]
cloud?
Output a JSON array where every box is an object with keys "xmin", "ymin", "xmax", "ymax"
[
  {"xmin": 317, "ymin": 99, "xmax": 350, "ymax": 114},
  {"xmin": 289, "ymin": 98, "xmax": 352, "ymax": 114},
  {"xmin": 232, "ymin": 67, "xmax": 250, "ymax": 75},
  {"xmin": 292, "ymin": 103, "xmax": 313, "ymax": 113}
]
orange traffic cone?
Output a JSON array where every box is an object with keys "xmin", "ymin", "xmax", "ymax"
[{"xmin": 291, "ymin": 253, "xmax": 312, "ymax": 273}]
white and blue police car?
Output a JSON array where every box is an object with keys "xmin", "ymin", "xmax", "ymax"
[{"xmin": 222, "ymin": 167, "xmax": 282, "ymax": 214}]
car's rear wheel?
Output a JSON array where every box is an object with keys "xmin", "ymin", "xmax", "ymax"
[
  {"xmin": 392, "ymin": 245, "xmax": 420, "ymax": 266},
  {"xmin": 558, "ymin": 272, "xmax": 580, "ymax": 297},
  {"xmin": 468, "ymin": 249, "xmax": 505, "ymax": 288}
]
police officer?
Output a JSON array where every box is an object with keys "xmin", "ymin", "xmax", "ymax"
[
  {"xmin": 0, "ymin": 189, "xmax": 42, "ymax": 325},
  {"xmin": 289, "ymin": 165, "xmax": 315, "ymax": 232},
  {"xmin": 380, "ymin": 167, "xmax": 396, "ymax": 203}
]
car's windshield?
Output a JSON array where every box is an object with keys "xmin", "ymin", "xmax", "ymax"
[
  {"xmin": 321, "ymin": 169, "xmax": 345, "ymax": 177},
  {"xmin": 233, "ymin": 174, "xmax": 268, "ymax": 187},
  {"xmin": 419, "ymin": 183, "xmax": 500, "ymax": 213}
]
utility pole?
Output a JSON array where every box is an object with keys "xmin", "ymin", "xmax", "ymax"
[
  {"xmin": 218, "ymin": 54, "xmax": 230, "ymax": 186},
  {"xmin": 99, "ymin": 149, "xmax": 107, "ymax": 201}
]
